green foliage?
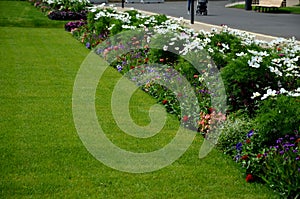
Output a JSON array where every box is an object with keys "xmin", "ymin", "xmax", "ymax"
[
  {"xmin": 254, "ymin": 95, "xmax": 300, "ymax": 147},
  {"xmin": 218, "ymin": 114, "xmax": 255, "ymax": 156},
  {"xmin": 260, "ymin": 134, "xmax": 300, "ymax": 198},
  {"xmin": 220, "ymin": 53, "xmax": 277, "ymax": 115},
  {"xmin": 208, "ymin": 31, "xmax": 244, "ymax": 68}
]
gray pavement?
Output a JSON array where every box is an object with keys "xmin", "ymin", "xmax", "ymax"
[{"xmin": 115, "ymin": 1, "xmax": 300, "ymax": 40}]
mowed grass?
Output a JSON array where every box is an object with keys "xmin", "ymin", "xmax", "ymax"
[
  {"xmin": 230, "ymin": 3, "xmax": 300, "ymax": 14},
  {"xmin": 0, "ymin": 1, "xmax": 280, "ymax": 198},
  {"xmin": 0, "ymin": 1, "xmax": 68, "ymax": 27}
]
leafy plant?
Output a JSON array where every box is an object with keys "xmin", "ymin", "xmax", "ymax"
[
  {"xmin": 217, "ymin": 113, "xmax": 255, "ymax": 156},
  {"xmin": 260, "ymin": 134, "xmax": 300, "ymax": 198},
  {"xmin": 254, "ymin": 95, "xmax": 300, "ymax": 147}
]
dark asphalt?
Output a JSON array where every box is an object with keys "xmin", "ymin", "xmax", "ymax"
[{"xmin": 116, "ymin": 1, "xmax": 300, "ymax": 40}]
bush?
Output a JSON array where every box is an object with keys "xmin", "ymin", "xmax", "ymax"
[
  {"xmin": 217, "ymin": 113, "xmax": 254, "ymax": 156},
  {"xmin": 254, "ymin": 95, "xmax": 300, "ymax": 147},
  {"xmin": 220, "ymin": 53, "xmax": 277, "ymax": 115}
]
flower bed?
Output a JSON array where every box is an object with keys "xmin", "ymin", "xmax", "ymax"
[
  {"xmin": 30, "ymin": 0, "xmax": 91, "ymax": 20},
  {"xmin": 31, "ymin": 1, "xmax": 299, "ymax": 197},
  {"xmin": 64, "ymin": 5, "xmax": 300, "ymax": 197}
]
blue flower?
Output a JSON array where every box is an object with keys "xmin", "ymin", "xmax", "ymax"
[
  {"xmin": 236, "ymin": 142, "xmax": 242, "ymax": 151},
  {"xmin": 247, "ymin": 129, "xmax": 254, "ymax": 138}
]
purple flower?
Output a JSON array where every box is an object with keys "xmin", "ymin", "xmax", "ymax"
[
  {"xmin": 116, "ymin": 65, "xmax": 122, "ymax": 72},
  {"xmin": 247, "ymin": 129, "xmax": 254, "ymax": 138},
  {"xmin": 236, "ymin": 142, "xmax": 242, "ymax": 151},
  {"xmin": 293, "ymin": 150, "xmax": 298, "ymax": 153},
  {"xmin": 276, "ymin": 138, "xmax": 283, "ymax": 144},
  {"xmin": 95, "ymin": 48, "xmax": 103, "ymax": 55},
  {"xmin": 296, "ymin": 156, "xmax": 300, "ymax": 161},
  {"xmin": 279, "ymin": 150, "xmax": 284, "ymax": 155},
  {"xmin": 85, "ymin": 42, "xmax": 91, "ymax": 49},
  {"xmin": 290, "ymin": 137, "xmax": 295, "ymax": 140}
]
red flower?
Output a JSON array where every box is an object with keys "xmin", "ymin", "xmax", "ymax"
[
  {"xmin": 162, "ymin": 99, "xmax": 168, "ymax": 105},
  {"xmin": 257, "ymin": 153, "xmax": 263, "ymax": 159},
  {"xmin": 246, "ymin": 174, "xmax": 254, "ymax": 182},
  {"xmin": 130, "ymin": 66, "xmax": 135, "ymax": 69},
  {"xmin": 241, "ymin": 155, "xmax": 248, "ymax": 160},
  {"xmin": 208, "ymin": 107, "xmax": 215, "ymax": 114},
  {"xmin": 246, "ymin": 139, "xmax": 251, "ymax": 144},
  {"xmin": 183, "ymin": 115, "xmax": 189, "ymax": 122}
]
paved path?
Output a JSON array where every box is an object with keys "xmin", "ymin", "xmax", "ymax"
[{"xmin": 115, "ymin": 1, "xmax": 300, "ymax": 40}]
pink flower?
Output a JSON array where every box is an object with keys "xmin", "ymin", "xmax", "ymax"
[{"xmin": 183, "ymin": 115, "xmax": 189, "ymax": 122}]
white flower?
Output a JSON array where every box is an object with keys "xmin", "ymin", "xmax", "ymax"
[
  {"xmin": 261, "ymin": 89, "xmax": 277, "ymax": 100},
  {"xmin": 251, "ymin": 92, "xmax": 261, "ymax": 99},
  {"xmin": 221, "ymin": 43, "xmax": 229, "ymax": 50},
  {"xmin": 279, "ymin": 88, "xmax": 287, "ymax": 94},
  {"xmin": 208, "ymin": 48, "xmax": 214, "ymax": 53},
  {"xmin": 107, "ymin": 24, "xmax": 115, "ymax": 30},
  {"xmin": 268, "ymin": 66, "xmax": 282, "ymax": 76},
  {"xmin": 236, "ymin": 52, "xmax": 246, "ymax": 57},
  {"xmin": 247, "ymin": 49, "xmax": 258, "ymax": 55},
  {"xmin": 248, "ymin": 56, "xmax": 262, "ymax": 68}
]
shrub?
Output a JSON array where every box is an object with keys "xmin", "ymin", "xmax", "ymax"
[
  {"xmin": 217, "ymin": 113, "xmax": 255, "ymax": 156},
  {"xmin": 254, "ymin": 95, "xmax": 300, "ymax": 147},
  {"xmin": 220, "ymin": 53, "xmax": 277, "ymax": 115}
]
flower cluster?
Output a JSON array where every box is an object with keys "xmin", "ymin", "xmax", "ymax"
[
  {"xmin": 232, "ymin": 129, "xmax": 300, "ymax": 197},
  {"xmin": 198, "ymin": 108, "xmax": 226, "ymax": 137},
  {"xmin": 48, "ymin": 10, "xmax": 87, "ymax": 20},
  {"xmin": 64, "ymin": 19, "xmax": 86, "ymax": 32},
  {"xmin": 43, "ymin": 0, "xmax": 90, "ymax": 12}
]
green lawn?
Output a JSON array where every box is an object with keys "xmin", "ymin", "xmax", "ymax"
[
  {"xmin": 230, "ymin": 3, "xmax": 300, "ymax": 14},
  {"xmin": 0, "ymin": 1, "xmax": 280, "ymax": 198}
]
